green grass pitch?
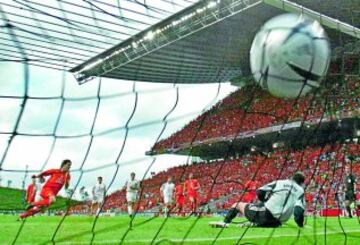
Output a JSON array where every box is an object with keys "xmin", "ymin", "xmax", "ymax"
[
  {"xmin": 0, "ymin": 187, "xmax": 78, "ymax": 211},
  {"xmin": 1, "ymin": 215, "xmax": 360, "ymax": 244}
]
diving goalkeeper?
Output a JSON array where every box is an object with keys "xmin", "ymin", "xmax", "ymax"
[{"xmin": 209, "ymin": 172, "xmax": 306, "ymax": 228}]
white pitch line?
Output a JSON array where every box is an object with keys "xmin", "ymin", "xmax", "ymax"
[{"xmin": 23, "ymin": 228, "xmax": 359, "ymax": 245}]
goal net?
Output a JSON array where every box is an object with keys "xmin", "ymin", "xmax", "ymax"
[{"xmin": 0, "ymin": 0, "xmax": 359, "ymax": 244}]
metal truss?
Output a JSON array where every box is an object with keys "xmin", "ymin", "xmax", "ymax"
[{"xmin": 71, "ymin": 0, "xmax": 262, "ymax": 83}]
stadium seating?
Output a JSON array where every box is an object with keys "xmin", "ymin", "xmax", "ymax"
[
  {"xmin": 70, "ymin": 73, "xmax": 359, "ymax": 214},
  {"xmin": 152, "ymin": 78, "xmax": 359, "ymax": 152},
  {"xmin": 70, "ymin": 143, "xmax": 360, "ymax": 214}
]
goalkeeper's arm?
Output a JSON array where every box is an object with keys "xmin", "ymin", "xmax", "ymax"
[
  {"xmin": 294, "ymin": 206, "xmax": 305, "ymax": 227},
  {"xmin": 256, "ymin": 181, "xmax": 277, "ymax": 202},
  {"xmin": 256, "ymin": 189, "xmax": 269, "ymax": 202},
  {"xmin": 294, "ymin": 195, "xmax": 306, "ymax": 228}
]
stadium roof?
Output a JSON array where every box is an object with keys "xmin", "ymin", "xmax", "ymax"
[
  {"xmin": 0, "ymin": 0, "xmax": 198, "ymax": 70},
  {"xmin": 71, "ymin": 0, "xmax": 360, "ymax": 84},
  {"xmin": 1, "ymin": 0, "xmax": 359, "ymax": 83}
]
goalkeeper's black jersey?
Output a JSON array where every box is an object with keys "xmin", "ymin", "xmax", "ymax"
[{"xmin": 344, "ymin": 174, "xmax": 356, "ymax": 192}]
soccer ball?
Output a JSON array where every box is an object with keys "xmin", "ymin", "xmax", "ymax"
[{"xmin": 250, "ymin": 14, "xmax": 331, "ymax": 98}]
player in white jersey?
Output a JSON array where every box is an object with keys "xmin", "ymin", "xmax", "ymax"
[
  {"xmin": 125, "ymin": 172, "xmax": 140, "ymax": 218},
  {"xmin": 160, "ymin": 177, "xmax": 175, "ymax": 216},
  {"xmin": 91, "ymin": 176, "xmax": 106, "ymax": 215},
  {"xmin": 210, "ymin": 172, "xmax": 306, "ymax": 228}
]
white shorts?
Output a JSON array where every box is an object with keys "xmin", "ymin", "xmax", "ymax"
[
  {"xmin": 93, "ymin": 195, "xmax": 104, "ymax": 204},
  {"xmin": 163, "ymin": 195, "xmax": 173, "ymax": 205},
  {"xmin": 126, "ymin": 192, "xmax": 137, "ymax": 203}
]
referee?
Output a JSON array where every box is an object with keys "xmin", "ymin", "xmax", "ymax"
[{"xmin": 344, "ymin": 164, "xmax": 357, "ymax": 218}]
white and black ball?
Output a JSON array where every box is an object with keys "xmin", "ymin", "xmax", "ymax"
[{"xmin": 250, "ymin": 13, "xmax": 331, "ymax": 98}]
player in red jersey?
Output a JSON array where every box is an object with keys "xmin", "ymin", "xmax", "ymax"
[
  {"xmin": 356, "ymin": 192, "xmax": 360, "ymax": 211},
  {"xmin": 242, "ymin": 180, "xmax": 258, "ymax": 203},
  {"xmin": 184, "ymin": 173, "xmax": 200, "ymax": 214},
  {"xmin": 174, "ymin": 183, "xmax": 184, "ymax": 215},
  {"xmin": 19, "ymin": 159, "xmax": 72, "ymax": 220},
  {"xmin": 25, "ymin": 175, "xmax": 37, "ymax": 204}
]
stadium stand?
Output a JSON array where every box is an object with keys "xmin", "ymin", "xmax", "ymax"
[
  {"xmin": 70, "ymin": 143, "xmax": 359, "ymax": 214},
  {"xmin": 152, "ymin": 77, "xmax": 359, "ymax": 153},
  {"xmin": 70, "ymin": 61, "xmax": 359, "ymax": 216}
]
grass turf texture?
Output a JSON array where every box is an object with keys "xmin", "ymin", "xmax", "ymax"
[
  {"xmin": 0, "ymin": 187, "xmax": 79, "ymax": 211},
  {"xmin": 1, "ymin": 215, "xmax": 360, "ymax": 244}
]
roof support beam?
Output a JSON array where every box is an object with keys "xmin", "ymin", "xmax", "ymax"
[{"xmin": 71, "ymin": 0, "xmax": 263, "ymax": 84}]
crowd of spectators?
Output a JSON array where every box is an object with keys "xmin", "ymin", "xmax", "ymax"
[
  {"xmin": 152, "ymin": 77, "xmax": 359, "ymax": 152},
  {"xmin": 70, "ymin": 61, "xmax": 359, "ymax": 214},
  {"xmin": 70, "ymin": 143, "xmax": 359, "ymax": 214}
]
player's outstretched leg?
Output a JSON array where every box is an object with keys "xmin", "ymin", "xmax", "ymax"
[
  {"xmin": 31, "ymin": 195, "xmax": 54, "ymax": 207},
  {"xmin": 209, "ymin": 202, "xmax": 247, "ymax": 228},
  {"xmin": 19, "ymin": 206, "xmax": 42, "ymax": 220},
  {"xmin": 19, "ymin": 194, "xmax": 55, "ymax": 220}
]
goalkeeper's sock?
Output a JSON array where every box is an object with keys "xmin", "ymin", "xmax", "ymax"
[{"xmin": 224, "ymin": 208, "xmax": 239, "ymax": 224}]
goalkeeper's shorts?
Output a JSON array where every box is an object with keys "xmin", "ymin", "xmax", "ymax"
[{"xmin": 244, "ymin": 203, "xmax": 281, "ymax": 227}]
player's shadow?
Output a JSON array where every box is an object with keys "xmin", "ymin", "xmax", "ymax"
[{"xmin": 39, "ymin": 216, "xmax": 158, "ymax": 245}]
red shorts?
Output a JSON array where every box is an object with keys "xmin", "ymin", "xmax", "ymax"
[
  {"xmin": 187, "ymin": 192, "xmax": 197, "ymax": 200},
  {"xmin": 40, "ymin": 188, "xmax": 57, "ymax": 199},
  {"xmin": 176, "ymin": 196, "xmax": 184, "ymax": 206}
]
